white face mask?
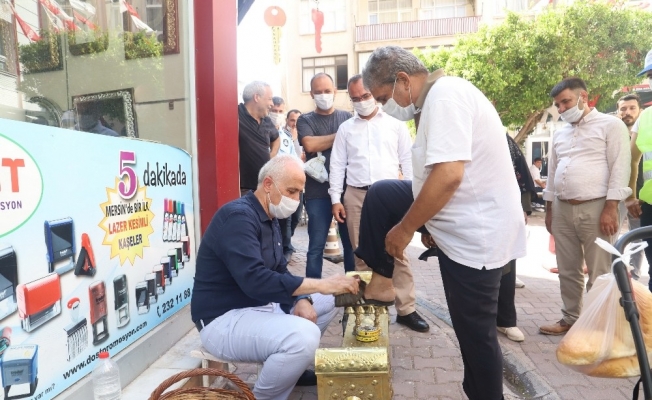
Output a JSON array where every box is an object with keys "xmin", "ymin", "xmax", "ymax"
[
  {"xmin": 269, "ymin": 112, "xmax": 284, "ymax": 128},
  {"xmin": 268, "ymin": 181, "xmax": 300, "ymax": 219},
  {"xmin": 559, "ymin": 96, "xmax": 584, "ymax": 123},
  {"xmin": 352, "ymin": 98, "xmax": 377, "ymax": 117},
  {"xmin": 382, "ymin": 77, "xmax": 416, "ymax": 121},
  {"xmin": 313, "ymin": 93, "xmax": 334, "ymax": 111}
]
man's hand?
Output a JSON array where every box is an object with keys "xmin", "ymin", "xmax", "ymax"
[
  {"xmin": 421, "ymin": 232, "xmax": 436, "ymax": 248},
  {"xmin": 626, "ymin": 198, "xmax": 643, "ymax": 219},
  {"xmin": 386, "ymin": 222, "xmax": 414, "ymax": 259},
  {"xmin": 332, "ymin": 203, "xmax": 346, "ymax": 223},
  {"xmin": 545, "ymin": 210, "xmax": 552, "ymax": 234},
  {"xmin": 600, "ymin": 201, "xmax": 619, "ymax": 236},
  {"xmin": 293, "ymin": 300, "xmax": 317, "ymax": 323},
  {"xmin": 317, "ymin": 275, "xmax": 359, "ymax": 295}
]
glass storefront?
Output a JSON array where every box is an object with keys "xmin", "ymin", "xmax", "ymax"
[{"xmin": 0, "ymin": 0, "xmax": 194, "ymax": 153}]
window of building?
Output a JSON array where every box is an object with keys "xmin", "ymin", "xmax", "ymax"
[
  {"xmin": 368, "ymin": 0, "xmax": 412, "ymax": 24},
  {"xmin": 302, "ymin": 55, "xmax": 348, "ymax": 92},
  {"xmin": 495, "ymin": 0, "xmax": 530, "ymax": 14},
  {"xmin": 145, "ymin": 0, "xmax": 164, "ymax": 36},
  {"xmin": 419, "ymin": 0, "xmax": 469, "ymax": 19},
  {"xmin": 299, "ymin": 0, "xmax": 346, "ymax": 35}
]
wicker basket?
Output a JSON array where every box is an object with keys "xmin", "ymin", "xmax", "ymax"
[{"xmin": 148, "ymin": 368, "xmax": 255, "ymax": 400}]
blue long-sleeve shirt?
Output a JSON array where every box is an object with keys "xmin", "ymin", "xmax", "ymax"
[{"xmin": 190, "ymin": 192, "xmax": 304, "ymax": 322}]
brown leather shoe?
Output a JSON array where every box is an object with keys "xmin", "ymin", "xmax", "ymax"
[{"xmin": 539, "ymin": 319, "xmax": 572, "ymax": 335}]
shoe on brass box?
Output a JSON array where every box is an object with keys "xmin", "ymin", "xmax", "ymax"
[{"xmin": 315, "ymin": 304, "xmax": 392, "ymax": 400}]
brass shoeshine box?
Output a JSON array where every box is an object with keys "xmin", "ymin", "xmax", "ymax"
[{"xmin": 316, "ymin": 271, "xmax": 392, "ymax": 400}]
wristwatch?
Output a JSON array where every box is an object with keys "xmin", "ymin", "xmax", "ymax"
[{"xmin": 296, "ymin": 295, "xmax": 313, "ymax": 305}]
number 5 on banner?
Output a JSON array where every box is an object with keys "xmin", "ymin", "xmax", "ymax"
[{"xmin": 118, "ymin": 151, "xmax": 137, "ymax": 200}]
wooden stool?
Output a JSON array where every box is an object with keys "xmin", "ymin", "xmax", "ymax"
[{"xmin": 190, "ymin": 346, "xmax": 262, "ymax": 388}]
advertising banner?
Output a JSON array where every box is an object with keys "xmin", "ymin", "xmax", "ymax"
[{"xmin": 0, "ymin": 119, "xmax": 195, "ymax": 399}]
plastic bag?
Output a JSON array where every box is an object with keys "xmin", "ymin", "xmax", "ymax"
[
  {"xmin": 304, "ymin": 152, "xmax": 328, "ymax": 183},
  {"xmin": 556, "ymin": 239, "xmax": 652, "ymax": 377}
]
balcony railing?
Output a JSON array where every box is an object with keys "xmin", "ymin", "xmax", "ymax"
[{"xmin": 355, "ymin": 16, "xmax": 481, "ymax": 43}]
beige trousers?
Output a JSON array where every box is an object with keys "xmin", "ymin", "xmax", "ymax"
[
  {"xmin": 551, "ymin": 197, "xmax": 617, "ymax": 325},
  {"xmin": 343, "ymin": 186, "xmax": 416, "ymax": 315}
]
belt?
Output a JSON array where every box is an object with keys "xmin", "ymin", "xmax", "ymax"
[
  {"xmin": 349, "ymin": 185, "xmax": 371, "ymax": 191},
  {"xmin": 195, "ymin": 317, "xmax": 215, "ymax": 332},
  {"xmin": 558, "ymin": 197, "xmax": 605, "ymax": 205}
]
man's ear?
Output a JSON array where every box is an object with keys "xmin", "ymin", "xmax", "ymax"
[{"xmin": 310, "ymin": 92, "xmax": 315, "ymax": 99}]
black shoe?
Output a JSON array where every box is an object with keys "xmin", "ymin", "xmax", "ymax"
[
  {"xmin": 396, "ymin": 311, "xmax": 430, "ymax": 332},
  {"xmin": 296, "ymin": 369, "xmax": 317, "ymax": 386}
]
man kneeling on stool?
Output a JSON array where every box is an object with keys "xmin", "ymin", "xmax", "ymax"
[{"xmin": 190, "ymin": 155, "xmax": 359, "ymax": 400}]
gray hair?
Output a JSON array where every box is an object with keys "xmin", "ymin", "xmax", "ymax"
[
  {"xmin": 242, "ymin": 81, "xmax": 270, "ymax": 103},
  {"xmin": 272, "ymin": 96, "xmax": 285, "ymax": 106},
  {"xmin": 362, "ymin": 46, "xmax": 428, "ymax": 91},
  {"xmin": 257, "ymin": 155, "xmax": 304, "ymax": 185}
]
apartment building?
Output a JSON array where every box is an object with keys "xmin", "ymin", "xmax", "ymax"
[{"xmin": 283, "ymin": 0, "xmax": 552, "ymax": 112}]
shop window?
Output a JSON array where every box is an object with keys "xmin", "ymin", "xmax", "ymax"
[
  {"xmin": 368, "ymin": 0, "xmax": 413, "ymax": 24},
  {"xmin": 419, "ymin": 0, "xmax": 469, "ymax": 19},
  {"xmin": 145, "ymin": 0, "xmax": 164, "ymax": 37},
  {"xmin": 302, "ymin": 55, "xmax": 348, "ymax": 92},
  {"xmin": 299, "ymin": 0, "xmax": 346, "ymax": 35}
]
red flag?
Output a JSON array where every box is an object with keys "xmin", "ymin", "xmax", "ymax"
[
  {"xmin": 39, "ymin": 0, "xmax": 79, "ymax": 31},
  {"xmin": 73, "ymin": 10, "xmax": 97, "ymax": 30},
  {"xmin": 7, "ymin": 3, "xmax": 40, "ymax": 41},
  {"xmin": 122, "ymin": 1, "xmax": 141, "ymax": 18}
]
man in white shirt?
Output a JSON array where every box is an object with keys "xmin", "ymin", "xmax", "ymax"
[
  {"xmin": 329, "ymin": 75, "xmax": 428, "ymax": 332},
  {"xmin": 540, "ymin": 78, "xmax": 631, "ymax": 336},
  {"xmin": 529, "ymin": 157, "xmax": 546, "ymax": 208},
  {"xmin": 350, "ymin": 46, "xmax": 526, "ymax": 400}
]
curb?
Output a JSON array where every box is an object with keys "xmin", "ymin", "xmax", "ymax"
[{"xmin": 416, "ymin": 297, "xmax": 562, "ymax": 400}]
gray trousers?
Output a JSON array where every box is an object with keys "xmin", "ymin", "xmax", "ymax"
[
  {"xmin": 552, "ymin": 198, "xmax": 618, "ymax": 325},
  {"xmin": 199, "ymin": 294, "xmax": 338, "ymax": 400}
]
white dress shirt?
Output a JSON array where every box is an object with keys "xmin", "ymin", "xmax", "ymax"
[
  {"xmin": 542, "ymin": 109, "xmax": 631, "ymax": 202},
  {"xmin": 329, "ymin": 109, "xmax": 413, "ymax": 204},
  {"xmin": 529, "ymin": 164, "xmax": 542, "ymax": 187},
  {"xmin": 412, "ymin": 76, "xmax": 526, "ymax": 270}
]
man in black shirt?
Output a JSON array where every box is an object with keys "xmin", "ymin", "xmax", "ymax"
[
  {"xmin": 191, "ymin": 155, "xmax": 359, "ymax": 400},
  {"xmin": 298, "ymin": 73, "xmax": 355, "ymax": 278},
  {"xmin": 239, "ymin": 81, "xmax": 281, "ymax": 196}
]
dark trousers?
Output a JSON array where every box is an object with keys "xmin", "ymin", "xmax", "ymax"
[
  {"xmin": 439, "ymin": 252, "xmax": 504, "ymax": 400},
  {"xmin": 356, "ymin": 179, "xmax": 504, "ymax": 400},
  {"xmin": 278, "ymin": 192, "xmax": 304, "ymax": 254},
  {"xmin": 355, "ymin": 180, "xmax": 419, "ymax": 277},
  {"xmin": 639, "ymin": 202, "xmax": 652, "ymax": 291},
  {"xmin": 497, "ymin": 260, "xmax": 517, "ymax": 328}
]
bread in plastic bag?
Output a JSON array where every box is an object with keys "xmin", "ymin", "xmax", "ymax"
[
  {"xmin": 556, "ymin": 275, "xmax": 652, "ymax": 377},
  {"xmin": 304, "ymin": 151, "xmax": 328, "ymax": 183}
]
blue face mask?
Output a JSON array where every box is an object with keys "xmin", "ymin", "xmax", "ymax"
[{"xmin": 382, "ymin": 77, "xmax": 416, "ymax": 121}]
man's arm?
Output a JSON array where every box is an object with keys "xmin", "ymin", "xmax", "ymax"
[
  {"xmin": 396, "ymin": 121, "xmax": 413, "ymax": 180},
  {"xmin": 605, "ymin": 120, "xmax": 633, "ymax": 201},
  {"xmin": 292, "ymin": 275, "xmax": 358, "ymax": 296},
  {"xmin": 543, "ymin": 143, "xmax": 557, "ymax": 234},
  {"xmin": 629, "ymin": 130, "xmax": 643, "ymax": 199},
  {"xmin": 329, "ymin": 125, "xmax": 348, "ymax": 222},
  {"xmin": 270, "ymin": 137, "xmax": 280, "ymax": 158},
  {"xmin": 301, "ymin": 134, "xmax": 336, "ymax": 153},
  {"xmin": 385, "ymin": 161, "xmax": 464, "ymax": 258}
]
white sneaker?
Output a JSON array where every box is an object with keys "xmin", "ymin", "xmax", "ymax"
[
  {"xmin": 515, "ymin": 277, "xmax": 525, "ymax": 288},
  {"xmin": 497, "ymin": 326, "xmax": 525, "ymax": 342}
]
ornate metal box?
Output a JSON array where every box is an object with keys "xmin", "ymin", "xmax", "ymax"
[{"xmin": 316, "ymin": 272, "xmax": 392, "ymax": 400}]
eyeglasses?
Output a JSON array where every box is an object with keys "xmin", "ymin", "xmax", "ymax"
[{"xmin": 350, "ymin": 93, "xmax": 373, "ymax": 103}]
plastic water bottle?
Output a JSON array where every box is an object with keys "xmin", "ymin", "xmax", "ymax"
[{"xmin": 92, "ymin": 351, "xmax": 122, "ymax": 400}]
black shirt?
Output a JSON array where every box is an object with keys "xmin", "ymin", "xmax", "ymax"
[
  {"xmin": 191, "ymin": 192, "xmax": 304, "ymax": 322},
  {"xmin": 297, "ymin": 109, "xmax": 352, "ymax": 199},
  {"xmin": 238, "ymin": 104, "xmax": 279, "ymax": 190}
]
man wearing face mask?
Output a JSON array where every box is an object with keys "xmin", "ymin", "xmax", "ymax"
[
  {"xmin": 75, "ymin": 102, "xmax": 119, "ymax": 136},
  {"xmin": 239, "ymin": 81, "xmax": 281, "ymax": 197},
  {"xmin": 540, "ymin": 78, "xmax": 630, "ymax": 335},
  {"xmin": 328, "ymin": 75, "xmax": 428, "ymax": 332},
  {"xmin": 298, "ymin": 72, "xmax": 355, "ymax": 278},
  {"xmin": 343, "ymin": 46, "xmax": 526, "ymax": 400},
  {"xmin": 191, "ymin": 155, "xmax": 359, "ymax": 400}
]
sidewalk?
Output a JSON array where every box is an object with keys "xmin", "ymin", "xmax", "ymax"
[{"xmin": 232, "ymin": 212, "xmax": 646, "ymax": 399}]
